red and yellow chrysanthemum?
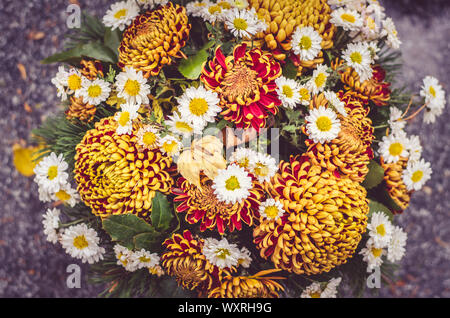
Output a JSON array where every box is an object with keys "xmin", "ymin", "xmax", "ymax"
[
  {"xmin": 74, "ymin": 117, "xmax": 174, "ymax": 220},
  {"xmin": 172, "ymin": 173, "xmax": 265, "ymax": 235},
  {"xmin": 201, "ymin": 43, "xmax": 282, "ymax": 131},
  {"xmin": 253, "ymin": 155, "xmax": 369, "ymax": 275},
  {"xmin": 118, "ymin": 3, "xmax": 191, "ymax": 78}
]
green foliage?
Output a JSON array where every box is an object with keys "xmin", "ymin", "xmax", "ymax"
[
  {"xmin": 368, "ymin": 199, "xmax": 394, "ymax": 222},
  {"xmin": 362, "ymin": 160, "xmax": 385, "ymax": 190},
  {"xmin": 282, "ymin": 58, "xmax": 298, "ymax": 79},
  {"xmin": 151, "ymin": 192, "xmax": 174, "ymax": 232},
  {"xmin": 41, "ymin": 41, "xmax": 118, "ymax": 65}
]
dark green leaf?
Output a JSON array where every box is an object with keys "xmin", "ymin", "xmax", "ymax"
[
  {"xmin": 133, "ymin": 232, "xmax": 161, "ymax": 251},
  {"xmin": 102, "ymin": 214, "xmax": 154, "ymax": 249},
  {"xmin": 104, "ymin": 28, "xmax": 122, "ymax": 59},
  {"xmin": 282, "ymin": 58, "xmax": 298, "ymax": 79},
  {"xmin": 368, "ymin": 199, "xmax": 394, "ymax": 221},
  {"xmin": 362, "ymin": 160, "xmax": 385, "ymax": 190},
  {"xmin": 151, "ymin": 192, "xmax": 173, "ymax": 232},
  {"xmin": 42, "ymin": 42, "xmax": 118, "ymax": 65},
  {"xmin": 178, "ymin": 49, "xmax": 209, "ymax": 80}
]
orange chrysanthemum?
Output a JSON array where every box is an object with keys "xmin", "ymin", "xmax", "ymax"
[
  {"xmin": 118, "ymin": 3, "xmax": 191, "ymax": 78},
  {"xmin": 74, "ymin": 117, "xmax": 174, "ymax": 219},
  {"xmin": 172, "ymin": 173, "xmax": 265, "ymax": 235},
  {"xmin": 201, "ymin": 43, "xmax": 282, "ymax": 131},
  {"xmin": 253, "ymin": 155, "xmax": 369, "ymax": 275},
  {"xmin": 65, "ymin": 96, "xmax": 97, "ymax": 123},
  {"xmin": 79, "ymin": 59, "xmax": 104, "ymax": 80},
  {"xmin": 380, "ymin": 156, "xmax": 411, "ymax": 213}
]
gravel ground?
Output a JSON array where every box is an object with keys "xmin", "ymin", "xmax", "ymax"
[{"xmin": 0, "ymin": 0, "xmax": 448, "ymax": 298}]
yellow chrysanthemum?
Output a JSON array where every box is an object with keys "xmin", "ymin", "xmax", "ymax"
[
  {"xmin": 303, "ymin": 91, "xmax": 375, "ymax": 182},
  {"xmin": 79, "ymin": 59, "xmax": 104, "ymax": 80},
  {"xmin": 118, "ymin": 3, "xmax": 191, "ymax": 78},
  {"xmin": 380, "ymin": 156, "xmax": 411, "ymax": 212},
  {"xmin": 253, "ymin": 156, "xmax": 369, "ymax": 275},
  {"xmin": 74, "ymin": 117, "xmax": 174, "ymax": 220},
  {"xmin": 65, "ymin": 96, "xmax": 97, "ymax": 123}
]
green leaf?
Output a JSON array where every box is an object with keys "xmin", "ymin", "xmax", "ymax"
[
  {"xmin": 82, "ymin": 12, "xmax": 106, "ymax": 39},
  {"xmin": 41, "ymin": 42, "xmax": 118, "ymax": 65},
  {"xmin": 362, "ymin": 160, "xmax": 385, "ymax": 190},
  {"xmin": 282, "ymin": 58, "xmax": 298, "ymax": 79},
  {"xmin": 178, "ymin": 49, "xmax": 209, "ymax": 80},
  {"xmin": 102, "ymin": 214, "xmax": 154, "ymax": 249},
  {"xmin": 282, "ymin": 125, "xmax": 298, "ymax": 133},
  {"xmin": 151, "ymin": 192, "xmax": 173, "ymax": 232},
  {"xmin": 104, "ymin": 28, "xmax": 122, "ymax": 59},
  {"xmin": 133, "ymin": 232, "xmax": 161, "ymax": 251},
  {"xmin": 368, "ymin": 199, "xmax": 394, "ymax": 222}
]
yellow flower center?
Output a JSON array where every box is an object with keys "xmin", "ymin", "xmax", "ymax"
[
  {"xmin": 314, "ymin": 73, "xmax": 327, "ymax": 88},
  {"xmin": 264, "ymin": 205, "xmax": 279, "ymax": 219},
  {"xmin": 55, "ymin": 190, "xmax": 71, "ymax": 202},
  {"xmin": 67, "ymin": 74, "xmax": 82, "ymax": 91},
  {"xmin": 218, "ymin": 1, "xmax": 232, "ymax": 9},
  {"xmin": 233, "ymin": 18, "xmax": 248, "ymax": 31},
  {"xmin": 215, "ymin": 248, "xmax": 231, "ymax": 259},
  {"xmin": 253, "ymin": 163, "xmax": 269, "ymax": 177},
  {"xmin": 316, "ymin": 116, "xmax": 332, "ymax": 132},
  {"xmin": 341, "ymin": 13, "xmax": 356, "ymax": 23},
  {"xmin": 208, "ymin": 5, "xmax": 222, "ymax": 15},
  {"xmin": 371, "ymin": 247, "xmax": 382, "ymax": 258},
  {"xmin": 282, "ymin": 85, "xmax": 294, "ymax": 98},
  {"xmin": 299, "ymin": 36, "xmax": 312, "ymax": 50},
  {"xmin": 238, "ymin": 157, "xmax": 250, "ymax": 168},
  {"xmin": 163, "ymin": 141, "xmax": 179, "ymax": 154},
  {"xmin": 47, "ymin": 165, "xmax": 58, "ymax": 180},
  {"xmin": 88, "ymin": 85, "xmax": 102, "ymax": 98},
  {"xmin": 429, "ymin": 86, "xmax": 436, "ymax": 98},
  {"xmin": 114, "ymin": 9, "xmax": 127, "ymax": 19},
  {"xmin": 139, "ymin": 256, "xmax": 151, "ymax": 263},
  {"xmin": 411, "ymin": 170, "xmax": 424, "ymax": 183},
  {"xmin": 189, "ymin": 98, "xmax": 209, "ymax": 116},
  {"xmin": 388, "ymin": 142, "xmax": 403, "ymax": 156},
  {"xmin": 367, "ymin": 17, "xmax": 376, "ymax": 30},
  {"xmin": 73, "ymin": 235, "xmax": 89, "ymax": 250},
  {"xmin": 310, "ymin": 292, "xmax": 322, "ymax": 298},
  {"xmin": 142, "ymin": 131, "xmax": 157, "ymax": 146},
  {"xmin": 350, "ymin": 51, "xmax": 363, "ymax": 64},
  {"xmin": 175, "ymin": 121, "xmax": 194, "ymax": 133},
  {"xmin": 299, "ymin": 87, "xmax": 310, "ymax": 101},
  {"xmin": 225, "ymin": 175, "xmax": 241, "ymax": 191},
  {"xmin": 376, "ymin": 224, "xmax": 386, "ymax": 236},
  {"xmin": 118, "ymin": 111, "xmax": 130, "ymax": 127},
  {"xmin": 124, "ymin": 79, "xmax": 140, "ymax": 97}
]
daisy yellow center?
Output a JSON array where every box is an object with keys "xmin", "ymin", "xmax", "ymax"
[
  {"xmin": 316, "ymin": 116, "xmax": 332, "ymax": 132},
  {"xmin": 114, "ymin": 9, "xmax": 127, "ymax": 19},
  {"xmin": 218, "ymin": 1, "xmax": 232, "ymax": 9},
  {"xmin": 299, "ymin": 36, "xmax": 312, "ymax": 50},
  {"xmin": 282, "ymin": 85, "xmax": 294, "ymax": 98},
  {"xmin": 238, "ymin": 157, "xmax": 250, "ymax": 168},
  {"xmin": 233, "ymin": 18, "xmax": 248, "ymax": 31},
  {"xmin": 388, "ymin": 142, "xmax": 403, "ymax": 156},
  {"xmin": 350, "ymin": 51, "xmax": 363, "ymax": 64},
  {"xmin": 264, "ymin": 205, "xmax": 279, "ymax": 219},
  {"xmin": 142, "ymin": 131, "xmax": 157, "ymax": 146},
  {"xmin": 175, "ymin": 121, "xmax": 193, "ymax": 133},
  {"xmin": 299, "ymin": 88, "xmax": 310, "ymax": 100},
  {"xmin": 47, "ymin": 165, "xmax": 58, "ymax": 180},
  {"xmin": 376, "ymin": 224, "xmax": 386, "ymax": 236},
  {"xmin": 371, "ymin": 247, "xmax": 382, "ymax": 258},
  {"xmin": 119, "ymin": 111, "xmax": 130, "ymax": 127},
  {"xmin": 55, "ymin": 190, "xmax": 71, "ymax": 202},
  {"xmin": 163, "ymin": 141, "xmax": 179, "ymax": 154},
  {"xmin": 310, "ymin": 292, "xmax": 322, "ymax": 298},
  {"xmin": 209, "ymin": 5, "xmax": 222, "ymax": 14},
  {"xmin": 73, "ymin": 235, "xmax": 89, "ymax": 250},
  {"xmin": 124, "ymin": 79, "xmax": 141, "ymax": 96},
  {"xmin": 225, "ymin": 175, "xmax": 241, "ymax": 191},
  {"xmin": 67, "ymin": 74, "xmax": 82, "ymax": 91},
  {"xmin": 88, "ymin": 85, "xmax": 102, "ymax": 98},
  {"xmin": 367, "ymin": 17, "xmax": 376, "ymax": 30},
  {"xmin": 429, "ymin": 86, "xmax": 436, "ymax": 97},
  {"xmin": 314, "ymin": 73, "xmax": 327, "ymax": 88},
  {"xmin": 341, "ymin": 13, "xmax": 356, "ymax": 23},
  {"xmin": 215, "ymin": 248, "xmax": 231, "ymax": 259},
  {"xmin": 254, "ymin": 163, "xmax": 269, "ymax": 177},
  {"xmin": 189, "ymin": 98, "xmax": 209, "ymax": 116},
  {"xmin": 411, "ymin": 170, "xmax": 424, "ymax": 183},
  {"xmin": 139, "ymin": 256, "xmax": 151, "ymax": 263}
]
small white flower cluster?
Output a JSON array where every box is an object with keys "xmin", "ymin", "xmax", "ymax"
[
  {"xmin": 359, "ymin": 212, "xmax": 407, "ymax": 271},
  {"xmin": 229, "ymin": 147, "xmax": 278, "ymax": 183},
  {"xmin": 420, "ymin": 76, "xmax": 447, "ymax": 125},
  {"xmin": 301, "ymin": 277, "xmax": 342, "ymax": 298},
  {"xmin": 201, "ymin": 236, "xmax": 252, "ymax": 269},
  {"xmin": 114, "ymin": 244, "xmax": 163, "ymax": 273}
]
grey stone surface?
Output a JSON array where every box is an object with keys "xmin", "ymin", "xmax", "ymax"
[{"xmin": 0, "ymin": 0, "xmax": 448, "ymax": 298}]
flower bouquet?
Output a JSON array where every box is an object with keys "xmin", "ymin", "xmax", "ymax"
[{"xmin": 29, "ymin": 0, "xmax": 446, "ymax": 298}]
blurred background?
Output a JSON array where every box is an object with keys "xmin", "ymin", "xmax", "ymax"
[{"xmin": 0, "ymin": 0, "xmax": 449, "ymax": 297}]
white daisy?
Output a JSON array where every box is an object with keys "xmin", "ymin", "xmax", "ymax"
[
  {"xmin": 301, "ymin": 277, "xmax": 341, "ymax": 298},
  {"xmin": 42, "ymin": 208, "xmax": 61, "ymax": 244},
  {"xmin": 51, "ymin": 183, "xmax": 80, "ymax": 208},
  {"xmin": 202, "ymin": 237, "xmax": 241, "ymax": 269},
  {"xmin": 300, "ymin": 282, "xmax": 323, "ymax": 298},
  {"xmin": 307, "ymin": 64, "xmax": 330, "ymax": 95},
  {"xmin": 402, "ymin": 158, "xmax": 432, "ymax": 191},
  {"xmin": 420, "ymin": 76, "xmax": 446, "ymax": 123},
  {"xmin": 230, "ymin": 0, "xmax": 249, "ymax": 10},
  {"xmin": 275, "ymin": 76, "xmax": 301, "ymax": 109},
  {"xmin": 53, "ymin": 68, "xmax": 84, "ymax": 98},
  {"xmin": 367, "ymin": 212, "xmax": 393, "ymax": 248},
  {"xmin": 259, "ymin": 198, "xmax": 285, "ymax": 221},
  {"xmin": 212, "ymin": 164, "xmax": 253, "ymax": 204},
  {"xmin": 342, "ymin": 42, "xmax": 373, "ymax": 82},
  {"xmin": 177, "ymin": 85, "xmax": 221, "ymax": 130},
  {"xmin": 249, "ymin": 152, "xmax": 278, "ymax": 183},
  {"xmin": 324, "ymin": 90, "xmax": 347, "ymax": 117},
  {"xmin": 186, "ymin": 1, "xmax": 212, "ymax": 17},
  {"xmin": 136, "ymin": 125, "xmax": 160, "ymax": 150},
  {"xmin": 298, "ymin": 84, "xmax": 312, "ymax": 106},
  {"xmin": 102, "ymin": 0, "xmax": 140, "ymax": 31},
  {"xmin": 199, "ymin": 2, "xmax": 229, "ymax": 23},
  {"xmin": 378, "ymin": 133, "xmax": 409, "ymax": 164},
  {"xmin": 135, "ymin": 0, "xmax": 169, "ymax": 10},
  {"xmin": 159, "ymin": 135, "xmax": 182, "ymax": 157},
  {"xmin": 387, "ymin": 226, "xmax": 407, "ymax": 263},
  {"xmin": 60, "ymin": 224, "xmax": 105, "ymax": 264},
  {"xmin": 33, "ymin": 152, "xmax": 69, "ymax": 193},
  {"xmin": 305, "ymin": 106, "xmax": 341, "ymax": 144},
  {"xmin": 360, "ymin": 4, "xmax": 386, "ymax": 41},
  {"xmin": 224, "ymin": 8, "xmax": 267, "ymax": 39},
  {"xmin": 406, "ymin": 135, "xmax": 422, "ymax": 162},
  {"xmin": 229, "ymin": 147, "xmax": 256, "ymax": 169},
  {"xmin": 38, "ymin": 185, "xmax": 53, "ymax": 203},
  {"xmin": 382, "ymin": 17, "xmax": 401, "ymax": 50},
  {"xmin": 330, "ymin": 7, "xmax": 363, "ymax": 32},
  {"xmin": 130, "ymin": 249, "xmax": 160, "ymax": 270},
  {"xmin": 359, "ymin": 239, "xmax": 385, "ymax": 271},
  {"xmin": 291, "ymin": 26, "xmax": 323, "ymax": 62},
  {"xmin": 388, "ymin": 107, "xmax": 406, "ymax": 134},
  {"xmin": 115, "ymin": 66, "xmax": 151, "ymax": 106},
  {"xmin": 321, "ymin": 277, "xmax": 342, "ymax": 298},
  {"xmin": 114, "ymin": 102, "xmax": 140, "ymax": 135},
  {"xmin": 366, "ymin": 40, "xmax": 381, "ymax": 61},
  {"xmin": 79, "ymin": 78, "xmax": 111, "ymax": 106},
  {"xmin": 423, "ymin": 106, "xmax": 444, "ymax": 124},
  {"xmin": 51, "ymin": 66, "xmax": 69, "ymax": 101},
  {"xmin": 237, "ymin": 247, "xmax": 252, "ymax": 268},
  {"xmin": 114, "ymin": 244, "xmax": 138, "ymax": 272},
  {"xmin": 166, "ymin": 112, "xmax": 199, "ymax": 138}
]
